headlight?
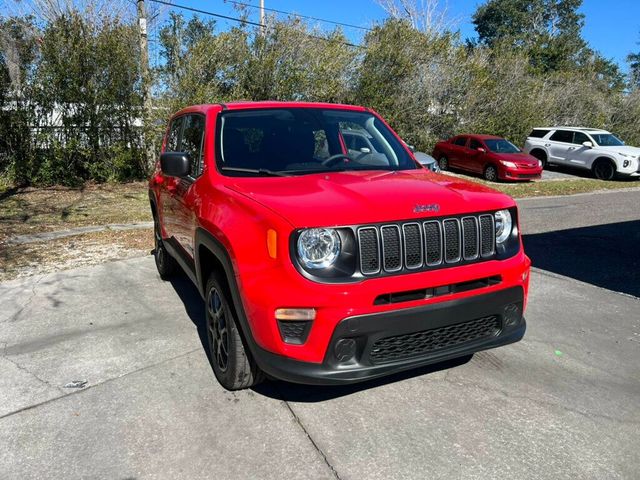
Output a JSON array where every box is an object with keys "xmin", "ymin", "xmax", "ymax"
[
  {"xmin": 494, "ymin": 210, "xmax": 512, "ymax": 244},
  {"xmin": 538, "ymin": 160, "xmax": 543, "ymax": 167},
  {"xmin": 297, "ymin": 228, "xmax": 341, "ymax": 269},
  {"xmin": 501, "ymin": 161, "xmax": 517, "ymax": 169}
]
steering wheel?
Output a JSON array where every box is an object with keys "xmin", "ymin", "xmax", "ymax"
[{"xmin": 321, "ymin": 153, "xmax": 354, "ymax": 167}]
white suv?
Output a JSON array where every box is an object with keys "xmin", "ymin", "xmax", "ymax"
[{"xmin": 523, "ymin": 127, "xmax": 640, "ymax": 180}]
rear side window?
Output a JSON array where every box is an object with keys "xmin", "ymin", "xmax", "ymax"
[
  {"xmin": 453, "ymin": 137, "xmax": 467, "ymax": 147},
  {"xmin": 166, "ymin": 117, "xmax": 183, "ymax": 152},
  {"xmin": 181, "ymin": 114, "xmax": 205, "ymax": 176},
  {"xmin": 550, "ymin": 130, "xmax": 573, "ymax": 143},
  {"xmin": 529, "ymin": 129, "xmax": 550, "ymax": 138}
]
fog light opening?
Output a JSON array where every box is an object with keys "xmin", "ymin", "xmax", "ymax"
[
  {"xmin": 334, "ymin": 338, "xmax": 357, "ymax": 363},
  {"xmin": 503, "ymin": 303, "xmax": 521, "ymax": 327}
]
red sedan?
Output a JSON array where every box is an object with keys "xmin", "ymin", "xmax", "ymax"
[{"xmin": 433, "ymin": 134, "xmax": 543, "ymax": 181}]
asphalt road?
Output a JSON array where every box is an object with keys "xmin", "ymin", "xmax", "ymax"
[{"xmin": 1, "ymin": 189, "xmax": 639, "ymax": 479}]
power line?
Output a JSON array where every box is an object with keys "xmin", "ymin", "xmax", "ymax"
[
  {"xmin": 224, "ymin": 0, "xmax": 372, "ymax": 32},
  {"xmin": 149, "ymin": 0, "xmax": 263, "ymax": 27},
  {"xmin": 146, "ymin": 0, "xmax": 365, "ymax": 49}
]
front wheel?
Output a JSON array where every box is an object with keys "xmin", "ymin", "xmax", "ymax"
[
  {"xmin": 483, "ymin": 164, "xmax": 499, "ymax": 182},
  {"xmin": 592, "ymin": 159, "xmax": 616, "ymax": 180},
  {"xmin": 438, "ymin": 156, "xmax": 449, "ymax": 171},
  {"xmin": 205, "ymin": 273, "xmax": 263, "ymax": 390}
]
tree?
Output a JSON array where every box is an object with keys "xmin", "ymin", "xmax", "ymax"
[
  {"xmin": 375, "ymin": 0, "xmax": 458, "ymax": 37},
  {"xmin": 30, "ymin": 11, "xmax": 144, "ymax": 183},
  {"xmin": 627, "ymin": 34, "xmax": 640, "ymax": 89},
  {"xmin": 0, "ymin": 16, "xmax": 39, "ymax": 184},
  {"xmin": 472, "ymin": 0, "xmax": 586, "ymax": 72}
]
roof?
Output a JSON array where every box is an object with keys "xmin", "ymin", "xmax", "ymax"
[
  {"xmin": 532, "ymin": 126, "xmax": 611, "ymax": 134},
  {"xmin": 455, "ymin": 134, "xmax": 504, "ymax": 140},
  {"xmin": 172, "ymin": 101, "xmax": 368, "ymax": 117}
]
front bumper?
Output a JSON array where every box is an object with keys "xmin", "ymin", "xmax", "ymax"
[
  {"xmin": 501, "ymin": 166, "xmax": 542, "ymax": 181},
  {"xmin": 252, "ymin": 286, "xmax": 526, "ymax": 385}
]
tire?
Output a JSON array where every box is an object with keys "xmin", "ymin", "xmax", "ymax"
[
  {"xmin": 483, "ymin": 164, "xmax": 499, "ymax": 182},
  {"xmin": 530, "ymin": 149, "xmax": 547, "ymax": 169},
  {"xmin": 592, "ymin": 158, "xmax": 616, "ymax": 180},
  {"xmin": 438, "ymin": 156, "xmax": 449, "ymax": 171},
  {"xmin": 205, "ymin": 272, "xmax": 263, "ymax": 390},
  {"xmin": 153, "ymin": 215, "xmax": 178, "ymax": 280}
]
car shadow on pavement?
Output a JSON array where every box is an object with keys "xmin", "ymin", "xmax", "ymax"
[
  {"xmin": 523, "ymin": 219, "xmax": 640, "ymax": 297},
  {"xmin": 168, "ymin": 274, "xmax": 212, "ymax": 365},
  {"xmin": 253, "ymin": 355, "xmax": 473, "ymax": 402}
]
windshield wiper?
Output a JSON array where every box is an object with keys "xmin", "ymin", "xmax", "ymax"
[{"xmin": 220, "ymin": 167, "xmax": 290, "ymax": 177}]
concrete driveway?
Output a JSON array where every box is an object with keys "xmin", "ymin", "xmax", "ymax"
[{"xmin": 1, "ymin": 189, "xmax": 639, "ymax": 479}]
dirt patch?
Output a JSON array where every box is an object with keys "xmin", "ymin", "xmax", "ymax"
[
  {"xmin": 0, "ymin": 228, "xmax": 153, "ymax": 282},
  {"xmin": 0, "ymin": 182, "xmax": 150, "ymax": 243}
]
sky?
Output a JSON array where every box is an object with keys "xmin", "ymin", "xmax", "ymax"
[{"xmin": 161, "ymin": 0, "xmax": 640, "ymax": 71}]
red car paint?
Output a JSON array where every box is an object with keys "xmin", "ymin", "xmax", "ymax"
[
  {"xmin": 433, "ymin": 134, "xmax": 543, "ymax": 181},
  {"xmin": 149, "ymin": 102, "xmax": 530, "ymax": 385}
]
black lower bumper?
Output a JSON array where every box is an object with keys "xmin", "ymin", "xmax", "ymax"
[{"xmin": 253, "ymin": 286, "xmax": 526, "ymax": 385}]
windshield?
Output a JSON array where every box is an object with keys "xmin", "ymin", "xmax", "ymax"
[
  {"xmin": 591, "ymin": 133, "xmax": 624, "ymax": 147},
  {"xmin": 484, "ymin": 139, "xmax": 521, "ymax": 153},
  {"xmin": 216, "ymin": 108, "xmax": 417, "ymax": 176}
]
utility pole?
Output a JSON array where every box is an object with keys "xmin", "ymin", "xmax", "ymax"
[
  {"xmin": 137, "ymin": 0, "xmax": 155, "ymax": 171},
  {"xmin": 260, "ymin": 0, "xmax": 265, "ymax": 34}
]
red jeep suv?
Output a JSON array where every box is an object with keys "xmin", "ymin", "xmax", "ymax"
[{"xmin": 149, "ymin": 102, "xmax": 530, "ymax": 390}]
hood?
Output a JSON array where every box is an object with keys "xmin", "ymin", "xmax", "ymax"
[
  {"xmin": 225, "ymin": 169, "xmax": 515, "ymax": 227},
  {"xmin": 598, "ymin": 145, "xmax": 640, "ymax": 157},
  {"xmin": 491, "ymin": 152, "xmax": 539, "ymax": 166}
]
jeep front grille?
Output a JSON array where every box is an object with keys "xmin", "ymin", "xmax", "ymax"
[{"xmin": 357, "ymin": 214, "xmax": 495, "ymax": 277}]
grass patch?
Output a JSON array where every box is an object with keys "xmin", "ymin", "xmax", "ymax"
[
  {"xmin": 440, "ymin": 170, "xmax": 639, "ymax": 198},
  {"xmin": 0, "ymin": 181, "xmax": 150, "ymax": 242},
  {"xmin": 489, "ymin": 178, "xmax": 640, "ymax": 198}
]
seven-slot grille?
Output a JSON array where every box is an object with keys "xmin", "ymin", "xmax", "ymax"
[{"xmin": 357, "ymin": 214, "xmax": 495, "ymax": 276}]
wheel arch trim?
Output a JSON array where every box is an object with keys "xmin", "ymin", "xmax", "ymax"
[{"xmin": 194, "ymin": 227, "xmax": 264, "ymax": 360}]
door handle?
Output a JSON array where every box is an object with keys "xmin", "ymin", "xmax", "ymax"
[
  {"xmin": 544, "ymin": 144, "xmax": 551, "ymax": 147},
  {"xmin": 567, "ymin": 147, "xmax": 575, "ymax": 150}
]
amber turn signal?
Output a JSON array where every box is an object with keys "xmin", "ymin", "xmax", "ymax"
[{"xmin": 267, "ymin": 229, "xmax": 277, "ymax": 259}]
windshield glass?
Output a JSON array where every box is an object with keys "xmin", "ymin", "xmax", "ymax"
[
  {"xmin": 484, "ymin": 139, "xmax": 521, "ymax": 153},
  {"xmin": 591, "ymin": 133, "xmax": 624, "ymax": 147},
  {"xmin": 217, "ymin": 108, "xmax": 417, "ymax": 176}
]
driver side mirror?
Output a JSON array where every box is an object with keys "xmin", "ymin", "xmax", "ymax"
[
  {"xmin": 404, "ymin": 142, "xmax": 416, "ymax": 153},
  {"xmin": 582, "ymin": 141, "xmax": 593, "ymax": 148},
  {"xmin": 477, "ymin": 147, "xmax": 486, "ymax": 153},
  {"xmin": 160, "ymin": 152, "xmax": 191, "ymax": 177}
]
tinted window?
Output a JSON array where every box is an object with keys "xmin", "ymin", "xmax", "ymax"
[
  {"xmin": 469, "ymin": 139, "xmax": 483, "ymax": 150},
  {"xmin": 166, "ymin": 117, "xmax": 183, "ymax": 152},
  {"xmin": 217, "ymin": 108, "xmax": 417, "ymax": 176},
  {"xmin": 485, "ymin": 139, "xmax": 521, "ymax": 153},
  {"xmin": 572, "ymin": 132, "xmax": 590, "ymax": 145},
  {"xmin": 550, "ymin": 130, "xmax": 573, "ymax": 143},
  {"xmin": 591, "ymin": 133, "xmax": 624, "ymax": 146},
  {"xmin": 181, "ymin": 115, "xmax": 205, "ymax": 176},
  {"xmin": 529, "ymin": 129, "xmax": 550, "ymax": 138},
  {"xmin": 453, "ymin": 137, "xmax": 467, "ymax": 147}
]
